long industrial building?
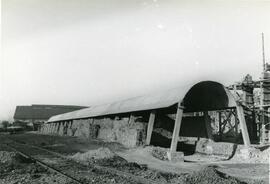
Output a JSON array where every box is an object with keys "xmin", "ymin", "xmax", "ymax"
[{"xmin": 40, "ymin": 80, "xmax": 252, "ymax": 160}]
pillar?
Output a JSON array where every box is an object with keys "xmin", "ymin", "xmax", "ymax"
[
  {"xmin": 204, "ymin": 111, "xmax": 214, "ymax": 140},
  {"xmin": 168, "ymin": 103, "xmax": 184, "ymax": 159},
  {"xmin": 146, "ymin": 110, "xmax": 156, "ymax": 145},
  {"xmin": 236, "ymin": 103, "xmax": 251, "ymax": 146}
]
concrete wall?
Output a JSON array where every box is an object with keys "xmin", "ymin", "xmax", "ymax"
[{"xmin": 40, "ymin": 114, "xmax": 147, "ymax": 148}]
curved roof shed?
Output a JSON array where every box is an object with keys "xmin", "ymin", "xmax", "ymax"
[{"xmin": 48, "ymin": 80, "xmax": 237, "ymax": 123}]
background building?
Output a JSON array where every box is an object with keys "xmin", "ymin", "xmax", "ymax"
[{"xmin": 14, "ymin": 104, "xmax": 87, "ymax": 130}]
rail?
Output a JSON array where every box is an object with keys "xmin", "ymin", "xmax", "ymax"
[{"xmin": 5, "ymin": 138, "xmax": 163, "ymax": 184}]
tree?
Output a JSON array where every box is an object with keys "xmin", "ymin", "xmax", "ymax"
[{"xmin": 1, "ymin": 120, "xmax": 9, "ymax": 129}]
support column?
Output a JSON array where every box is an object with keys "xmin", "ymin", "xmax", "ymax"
[
  {"xmin": 236, "ymin": 103, "xmax": 251, "ymax": 146},
  {"xmin": 48, "ymin": 124, "xmax": 51, "ymax": 133},
  {"xmin": 218, "ymin": 112, "xmax": 222, "ymax": 140},
  {"xmin": 50, "ymin": 123, "xmax": 53, "ymax": 133},
  {"xmin": 146, "ymin": 110, "xmax": 156, "ymax": 145},
  {"xmin": 57, "ymin": 122, "xmax": 61, "ymax": 134},
  {"xmin": 47, "ymin": 124, "xmax": 50, "ymax": 133},
  {"xmin": 54, "ymin": 123, "xmax": 58, "ymax": 134},
  {"xmin": 204, "ymin": 111, "xmax": 214, "ymax": 140},
  {"xmin": 234, "ymin": 110, "xmax": 239, "ymax": 138},
  {"xmin": 168, "ymin": 103, "xmax": 184, "ymax": 159},
  {"xmin": 128, "ymin": 114, "xmax": 135, "ymax": 125}
]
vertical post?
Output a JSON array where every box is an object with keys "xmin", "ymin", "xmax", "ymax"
[
  {"xmin": 46, "ymin": 124, "xmax": 49, "ymax": 133},
  {"xmin": 219, "ymin": 112, "xmax": 222, "ymax": 140},
  {"xmin": 236, "ymin": 103, "xmax": 251, "ymax": 146},
  {"xmin": 204, "ymin": 111, "xmax": 213, "ymax": 140},
  {"xmin": 146, "ymin": 110, "xmax": 156, "ymax": 145},
  {"xmin": 47, "ymin": 123, "xmax": 49, "ymax": 133},
  {"xmin": 262, "ymin": 32, "xmax": 266, "ymax": 71},
  {"xmin": 57, "ymin": 122, "xmax": 60, "ymax": 134},
  {"xmin": 51, "ymin": 123, "xmax": 54, "ymax": 133},
  {"xmin": 169, "ymin": 103, "xmax": 184, "ymax": 156},
  {"xmin": 52, "ymin": 123, "xmax": 55, "ymax": 134},
  {"xmin": 128, "ymin": 114, "xmax": 135, "ymax": 125},
  {"xmin": 234, "ymin": 109, "xmax": 238, "ymax": 135},
  {"xmin": 50, "ymin": 123, "xmax": 53, "ymax": 133},
  {"xmin": 89, "ymin": 118, "xmax": 95, "ymax": 138}
]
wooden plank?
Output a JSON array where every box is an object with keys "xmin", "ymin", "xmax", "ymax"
[
  {"xmin": 236, "ymin": 104, "xmax": 251, "ymax": 146},
  {"xmin": 145, "ymin": 110, "xmax": 156, "ymax": 145},
  {"xmin": 204, "ymin": 112, "xmax": 214, "ymax": 140},
  {"xmin": 169, "ymin": 103, "xmax": 184, "ymax": 155}
]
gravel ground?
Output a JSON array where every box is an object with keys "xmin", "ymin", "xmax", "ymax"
[
  {"xmin": 0, "ymin": 151, "xmax": 74, "ymax": 184},
  {"xmin": 0, "ymin": 133, "xmax": 268, "ymax": 184}
]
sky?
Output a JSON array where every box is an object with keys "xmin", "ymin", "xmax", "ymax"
[{"xmin": 1, "ymin": 0, "xmax": 270, "ymax": 121}]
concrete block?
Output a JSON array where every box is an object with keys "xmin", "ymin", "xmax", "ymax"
[
  {"xmin": 152, "ymin": 147, "xmax": 169, "ymax": 160},
  {"xmin": 151, "ymin": 147, "xmax": 184, "ymax": 162},
  {"xmin": 195, "ymin": 139, "xmax": 211, "ymax": 154},
  {"xmin": 167, "ymin": 151, "xmax": 184, "ymax": 162},
  {"xmin": 211, "ymin": 142, "xmax": 235, "ymax": 157},
  {"xmin": 195, "ymin": 139, "xmax": 235, "ymax": 158},
  {"xmin": 238, "ymin": 147, "xmax": 260, "ymax": 160}
]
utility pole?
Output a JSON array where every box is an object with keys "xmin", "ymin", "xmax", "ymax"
[
  {"xmin": 260, "ymin": 33, "xmax": 265, "ymax": 121},
  {"xmin": 260, "ymin": 32, "xmax": 270, "ymax": 145},
  {"xmin": 262, "ymin": 32, "xmax": 266, "ymax": 71}
]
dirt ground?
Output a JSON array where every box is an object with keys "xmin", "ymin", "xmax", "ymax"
[
  {"xmin": 0, "ymin": 144, "xmax": 74, "ymax": 184},
  {"xmin": 0, "ymin": 132, "xmax": 269, "ymax": 184}
]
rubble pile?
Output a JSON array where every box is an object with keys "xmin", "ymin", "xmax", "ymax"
[
  {"xmin": 0, "ymin": 151, "xmax": 19, "ymax": 164},
  {"xmin": 183, "ymin": 166, "xmax": 241, "ymax": 184},
  {"xmin": 70, "ymin": 147, "xmax": 116, "ymax": 162},
  {"xmin": 151, "ymin": 146, "xmax": 169, "ymax": 160},
  {"xmin": 169, "ymin": 166, "xmax": 243, "ymax": 184},
  {"xmin": 233, "ymin": 146, "xmax": 270, "ymax": 163}
]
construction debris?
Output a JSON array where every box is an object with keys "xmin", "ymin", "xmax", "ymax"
[
  {"xmin": 179, "ymin": 166, "xmax": 241, "ymax": 184},
  {"xmin": 69, "ymin": 147, "xmax": 116, "ymax": 161},
  {"xmin": 195, "ymin": 139, "xmax": 236, "ymax": 159},
  {"xmin": 232, "ymin": 146, "xmax": 270, "ymax": 163},
  {"xmin": 0, "ymin": 151, "xmax": 19, "ymax": 164}
]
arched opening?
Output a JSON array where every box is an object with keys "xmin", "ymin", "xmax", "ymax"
[
  {"xmin": 149, "ymin": 81, "xmax": 235, "ymax": 155},
  {"xmin": 183, "ymin": 81, "xmax": 229, "ymax": 112}
]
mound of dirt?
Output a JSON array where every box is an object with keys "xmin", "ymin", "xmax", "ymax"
[
  {"xmin": 0, "ymin": 151, "xmax": 19, "ymax": 164},
  {"xmin": 258, "ymin": 147, "xmax": 270, "ymax": 163},
  {"xmin": 169, "ymin": 166, "xmax": 242, "ymax": 184},
  {"xmin": 70, "ymin": 147, "xmax": 115, "ymax": 162},
  {"xmin": 185, "ymin": 166, "xmax": 240, "ymax": 184},
  {"xmin": 233, "ymin": 146, "xmax": 270, "ymax": 163}
]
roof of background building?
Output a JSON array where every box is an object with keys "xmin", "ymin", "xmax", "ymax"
[{"xmin": 14, "ymin": 105, "xmax": 88, "ymax": 120}]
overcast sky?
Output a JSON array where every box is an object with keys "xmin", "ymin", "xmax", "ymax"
[{"xmin": 1, "ymin": 0, "xmax": 270, "ymax": 120}]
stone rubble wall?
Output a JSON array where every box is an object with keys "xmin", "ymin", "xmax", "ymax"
[{"xmin": 40, "ymin": 115, "xmax": 147, "ymax": 148}]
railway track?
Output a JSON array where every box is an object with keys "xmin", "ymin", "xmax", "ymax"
[{"xmin": 4, "ymin": 138, "xmax": 163, "ymax": 184}]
